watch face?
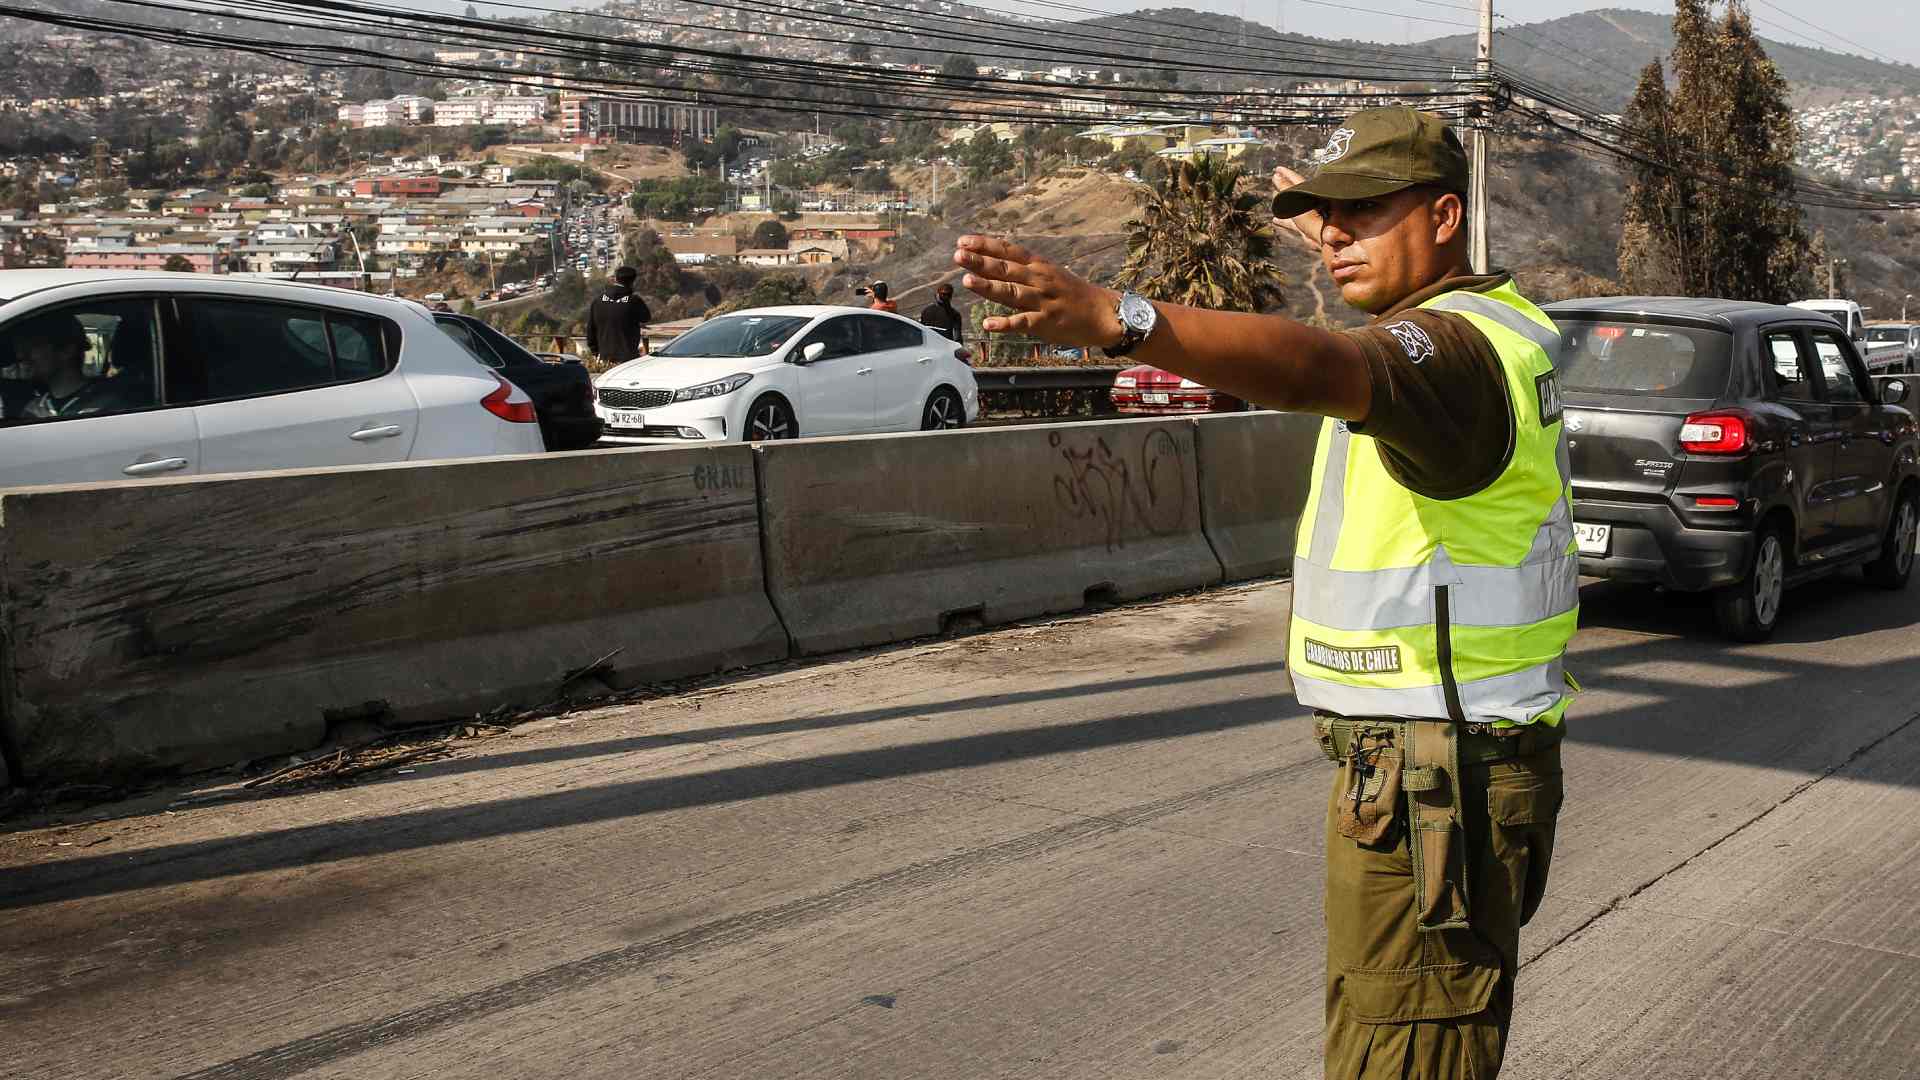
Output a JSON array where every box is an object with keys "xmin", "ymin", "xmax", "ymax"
[{"xmin": 1120, "ymin": 292, "xmax": 1156, "ymax": 333}]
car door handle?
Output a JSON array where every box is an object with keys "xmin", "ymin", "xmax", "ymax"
[
  {"xmin": 916, "ymin": 356, "xmax": 933, "ymax": 364},
  {"xmin": 350, "ymin": 425, "xmax": 405, "ymax": 441},
  {"xmin": 856, "ymin": 367, "xmax": 874, "ymax": 376},
  {"xmin": 122, "ymin": 457, "xmax": 189, "ymax": 477}
]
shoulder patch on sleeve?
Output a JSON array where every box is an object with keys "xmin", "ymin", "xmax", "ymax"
[
  {"xmin": 1535, "ymin": 370, "xmax": 1563, "ymax": 426},
  {"xmin": 1384, "ymin": 320, "xmax": 1436, "ymax": 364}
]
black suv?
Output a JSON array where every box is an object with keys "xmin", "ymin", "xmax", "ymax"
[{"xmin": 1543, "ymin": 297, "xmax": 1919, "ymax": 641}]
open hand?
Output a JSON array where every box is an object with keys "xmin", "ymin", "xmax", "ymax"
[{"xmin": 952, "ymin": 235, "xmax": 1123, "ymax": 347}]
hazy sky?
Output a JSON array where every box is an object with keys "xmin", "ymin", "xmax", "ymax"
[{"xmin": 977, "ymin": 1, "xmax": 1920, "ymax": 68}]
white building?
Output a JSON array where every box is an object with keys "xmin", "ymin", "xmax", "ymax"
[
  {"xmin": 359, "ymin": 96, "xmax": 433, "ymax": 128},
  {"xmin": 434, "ymin": 97, "xmax": 492, "ymax": 127},
  {"xmin": 488, "ymin": 96, "xmax": 547, "ymax": 126}
]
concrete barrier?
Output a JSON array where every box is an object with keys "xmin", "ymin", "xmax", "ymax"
[
  {"xmin": 0, "ymin": 446, "xmax": 787, "ymax": 785},
  {"xmin": 1193, "ymin": 412, "xmax": 1322, "ymax": 581},
  {"xmin": 757, "ymin": 419, "xmax": 1222, "ymax": 655}
]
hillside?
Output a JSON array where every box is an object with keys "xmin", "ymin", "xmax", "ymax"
[
  {"xmin": 1414, "ymin": 8, "xmax": 1920, "ymax": 110},
  {"xmin": 829, "ymin": 137, "xmax": 1916, "ymax": 340},
  {"xmin": 1077, "ymin": 8, "xmax": 1920, "ymax": 112}
]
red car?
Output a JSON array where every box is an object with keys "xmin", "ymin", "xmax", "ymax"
[{"xmin": 1111, "ymin": 365, "xmax": 1248, "ymax": 414}]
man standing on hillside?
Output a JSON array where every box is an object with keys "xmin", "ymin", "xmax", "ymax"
[
  {"xmin": 586, "ymin": 265, "xmax": 652, "ymax": 364},
  {"xmin": 918, "ymin": 282, "xmax": 965, "ymax": 345},
  {"xmin": 953, "ymin": 107, "xmax": 1576, "ymax": 1080}
]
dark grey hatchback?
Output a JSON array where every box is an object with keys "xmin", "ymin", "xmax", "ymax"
[{"xmin": 1543, "ymin": 297, "xmax": 1919, "ymax": 641}]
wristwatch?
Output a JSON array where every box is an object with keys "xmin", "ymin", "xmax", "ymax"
[{"xmin": 1102, "ymin": 292, "xmax": 1158, "ymax": 358}]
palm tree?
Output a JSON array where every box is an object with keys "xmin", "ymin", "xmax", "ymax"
[{"xmin": 1114, "ymin": 155, "xmax": 1285, "ymax": 313}]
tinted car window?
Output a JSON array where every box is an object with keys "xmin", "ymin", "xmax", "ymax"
[
  {"xmin": 797, "ymin": 316, "xmax": 860, "ymax": 360},
  {"xmin": 1765, "ymin": 331, "xmax": 1817, "ymax": 401},
  {"xmin": 0, "ymin": 299, "xmax": 163, "ymax": 423},
  {"xmin": 1867, "ymin": 327, "xmax": 1907, "ymax": 343},
  {"xmin": 435, "ymin": 317, "xmax": 505, "ymax": 369},
  {"xmin": 860, "ymin": 315, "xmax": 925, "ymax": 352},
  {"xmin": 175, "ymin": 299, "xmax": 396, "ymax": 402},
  {"xmin": 1809, "ymin": 330, "xmax": 1867, "ymax": 404},
  {"xmin": 330, "ymin": 313, "xmax": 390, "ymax": 380},
  {"xmin": 1553, "ymin": 320, "xmax": 1732, "ymax": 398}
]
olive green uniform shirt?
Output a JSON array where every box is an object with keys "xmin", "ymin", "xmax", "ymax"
[{"xmin": 1337, "ymin": 272, "xmax": 1518, "ymax": 501}]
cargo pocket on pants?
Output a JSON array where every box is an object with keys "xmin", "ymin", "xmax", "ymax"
[
  {"xmin": 1335, "ymin": 956, "xmax": 1500, "ymax": 1024},
  {"xmin": 1485, "ymin": 744, "xmax": 1563, "ymax": 928}
]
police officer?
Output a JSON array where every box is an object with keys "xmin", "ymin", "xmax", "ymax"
[{"xmin": 952, "ymin": 107, "xmax": 1575, "ymax": 1079}]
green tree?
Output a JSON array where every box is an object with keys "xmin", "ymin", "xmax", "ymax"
[
  {"xmin": 64, "ymin": 66, "xmax": 103, "ymax": 98},
  {"xmin": 162, "ymin": 253, "xmax": 195, "ymax": 273},
  {"xmin": 751, "ymin": 219, "xmax": 789, "ymax": 249},
  {"xmin": 1113, "ymin": 155, "xmax": 1285, "ymax": 312},
  {"xmin": 940, "ymin": 54, "xmax": 980, "ymax": 79},
  {"xmin": 964, "ymin": 129, "xmax": 1013, "ymax": 184},
  {"xmin": 1617, "ymin": 1, "xmax": 1811, "ymax": 302}
]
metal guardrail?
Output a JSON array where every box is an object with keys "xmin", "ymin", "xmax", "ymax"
[{"xmin": 971, "ymin": 366, "xmax": 1125, "ymax": 391}]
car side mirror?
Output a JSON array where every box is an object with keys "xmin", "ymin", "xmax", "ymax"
[
  {"xmin": 798, "ymin": 341, "xmax": 827, "ymax": 365},
  {"xmin": 1881, "ymin": 378, "xmax": 1908, "ymax": 405}
]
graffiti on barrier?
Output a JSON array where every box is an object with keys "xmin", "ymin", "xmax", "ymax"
[{"xmin": 1050, "ymin": 427, "xmax": 1188, "ymax": 550}]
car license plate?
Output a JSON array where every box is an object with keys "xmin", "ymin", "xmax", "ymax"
[
  {"xmin": 607, "ymin": 409, "xmax": 645, "ymax": 428},
  {"xmin": 1574, "ymin": 522, "xmax": 1611, "ymax": 555},
  {"xmin": 1142, "ymin": 392, "xmax": 1170, "ymax": 405}
]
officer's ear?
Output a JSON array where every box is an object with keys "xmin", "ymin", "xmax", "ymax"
[{"xmin": 1427, "ymin": 188, "xmax": 1466, "ymax": 248}]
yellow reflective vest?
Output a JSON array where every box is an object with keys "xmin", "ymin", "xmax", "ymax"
[{"xmin": 1286, "ymin": 281, "xmax": 1578, "ymax": 727}]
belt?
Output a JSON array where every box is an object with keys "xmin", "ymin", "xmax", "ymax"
[{"xmin": 1314, "ymin": 713, "xmax": 1562, "ymax": 766}]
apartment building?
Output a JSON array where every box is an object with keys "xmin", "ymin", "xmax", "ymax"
[
  {"xmin": 433, "ymin": 95, "xmax": 549, "ymax": 127},
  {"xmin": 559, "ymin": 94, "xmax": 718, "ymax": 141}
]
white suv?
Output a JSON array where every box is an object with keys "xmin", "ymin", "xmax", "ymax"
[
  {"xmin": 595, "ymin": 305, "xmax": 980, "ymax": 442},
  {"xmin": 0, "ymin": 270, "xmax": 544, "ymax": 490}
]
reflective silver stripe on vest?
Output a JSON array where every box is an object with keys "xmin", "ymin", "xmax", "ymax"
[
  {"xmin": 1292, "ymin": 555, "xmax": 1580, "ymax": 631},
  {"xmin": 1288, "ymin": 671, "xmax": 1448, "ymax": 720},
  {"xmin": 1457, "ymin": 657, "xmax": 1566, "ymax": 725},
  {"xmin": 1291, "ymin": 657, "xmax": 1564, "ymax": 725},
  {"xmin": 1307, "ymin": 422, "xmax": 1352, "ymax": 564},
  {"xmin": 1427, "ymin": 291, "xmax": 1562, "ymax": 356}
]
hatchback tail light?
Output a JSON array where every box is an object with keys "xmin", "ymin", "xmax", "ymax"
[
  {"xmin": 481, "ymin": 374, "xmax": 539, "ymax": 423},
  {"xmin": 1679, "ymin": 411, "xmax": 1750, "ymax": 454},
  {"xmin": 954, "ymin": 347, "xmax": 972, "ymax": 365}
]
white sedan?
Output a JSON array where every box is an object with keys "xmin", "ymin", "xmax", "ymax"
[
  {"xmin": 0, "ymin": 270, "xmax": 544, "ymax": 490},
  {"xmin": 594, "ymin": 305, "xmax": 980, "ymax": 443}
]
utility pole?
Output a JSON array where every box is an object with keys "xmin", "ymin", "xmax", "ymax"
[{"xmin": 1469, "ymin": 0, "xmax": 1493, "ymax": 275}]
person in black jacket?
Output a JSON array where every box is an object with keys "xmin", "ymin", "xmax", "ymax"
[
  {"xmin": 586, "ymin": 266, "xmax": 653, "ymax": 363},
  {"xmin": 918, "ymin": 282, "xmax": 965, "ymax": 346}
]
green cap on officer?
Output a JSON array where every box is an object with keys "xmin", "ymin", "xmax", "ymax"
[{"xmin": 1272, "ymin": 106, "xmax": 1472, "ymax": 220}]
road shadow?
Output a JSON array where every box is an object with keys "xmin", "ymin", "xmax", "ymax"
[{"xmin": 4, "ymin": 579, "xmax": 1915, "ymax": 912}]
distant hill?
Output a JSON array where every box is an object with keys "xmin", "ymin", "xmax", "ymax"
[{"xmin": 1413, "ymin": 8, "xmax": 1920, "ymax": 110}]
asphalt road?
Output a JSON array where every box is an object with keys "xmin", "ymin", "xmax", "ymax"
[{"xmin": 2, "ymin": 572, "xmax": 1917, "ymax": 1079}]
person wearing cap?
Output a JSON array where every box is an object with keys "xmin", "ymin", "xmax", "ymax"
[{"xmin": 953, "ymin": 106, "xmax": 1573, "ymax": 1079}]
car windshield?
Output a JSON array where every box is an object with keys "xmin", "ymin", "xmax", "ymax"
[
  {"xmin": 1867, "ymin": 328, "xmax": 1907, "ymax": 342},
  {"xmin": 656, "ymin": 314, "xmax": 810, "ymax": 358},
  {"xmin": 1553, "ymin": 320, "xmax": 1733, "ymax": 398}
]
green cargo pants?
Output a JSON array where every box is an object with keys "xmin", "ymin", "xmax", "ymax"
[{"xmin": 1319, "ymin": 717, "xmax": 1564, "ymax": 1079}]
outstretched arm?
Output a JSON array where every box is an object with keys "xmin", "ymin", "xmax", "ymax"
[{"xmin": 953, "ymin": 235, "xmax": 1370, "ymax": 420}]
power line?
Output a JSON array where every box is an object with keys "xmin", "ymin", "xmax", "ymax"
[{"xmin": 1747, "ymin": 0, "xmax": 1906, "ymax": 69}]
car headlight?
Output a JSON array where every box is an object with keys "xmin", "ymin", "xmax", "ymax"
[
  {"xmin": 1114, "ymin": 375, "xmax": 1136, "ymax": 388},
  {"xmin": 1179, "ymin": 378, "xmax": 1205, "ymax": 389},
  {"xmin": 673, "ymin": 373, "xmax": 754, "ymax": 402}
]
